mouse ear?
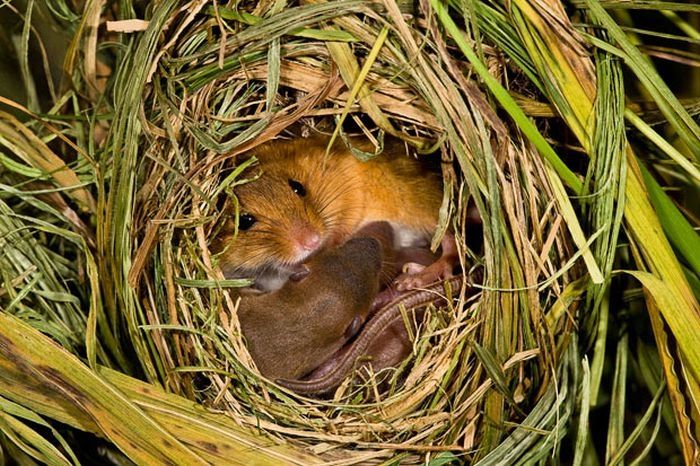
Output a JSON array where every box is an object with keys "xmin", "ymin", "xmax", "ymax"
[
  {"xmin": 234, "ymin": 149, "xmax": 259, "ymax": 165},
  {"xmin": 232, "ymin": 144, "xmax": 272, "ymax": 176},
  {"xmin": 239, "ymin": 138, "xmax": 294, "ymax": 164}
]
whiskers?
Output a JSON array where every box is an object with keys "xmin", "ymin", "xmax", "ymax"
[
  {"xmin": 221, "ymin": 224, "xmax": 299, "ymax": 272},
  {"xmin": 314, "ymin": 180, "xmax": 363, "ymax": 233},
  {"xmin": 379, "ymin": 259, "xmax": 400, "ymax": 284}
]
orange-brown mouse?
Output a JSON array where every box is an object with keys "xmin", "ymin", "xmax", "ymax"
[
  {"xmin": 237, "ymin": 222, "xmax": 395, "ymax": 381},
  {"xmin": 214, "ymin": 135, "xmax": 457, "ymax": 291}
]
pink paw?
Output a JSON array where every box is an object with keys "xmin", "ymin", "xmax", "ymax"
[
  {"xmin": 402, "ymin": 262, "xmax": 426, "ymax": 275},
  {"xmin": 394, "ymin": 260, "xmax": 454, "ymax": 291}
]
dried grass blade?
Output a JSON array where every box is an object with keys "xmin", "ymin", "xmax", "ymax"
[
  {"xmin": 266, "ymin": 39, "xmax": 281, "ymax": 111},
  {"xmin": 0, "ymin": 312, "xmax": 208, "ymax": 465},
  {"xmin": 0, "ymin": 111, "xmax": 95, "ymax": 213},
  {"xmin": 0, "ymin": 312, "xmax": 318, "ymax": 465}
]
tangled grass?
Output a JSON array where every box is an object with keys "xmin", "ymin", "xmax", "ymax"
[
  {"xmin": 116, "ymin": 1, "xmax": 581, "ymax": 462},
  {"xmin": 0, "ymin": 0, "xmax": 697, "ymax": 464}
]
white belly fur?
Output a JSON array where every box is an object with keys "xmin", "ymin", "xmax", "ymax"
[{"xmin": 391, "ymin": 223, "xmax": 430, "ymax": 249}]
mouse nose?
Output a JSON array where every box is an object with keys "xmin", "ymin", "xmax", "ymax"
[{"xmin": 299, "ymin": 231, "xmax": 321, "ymax": 251}]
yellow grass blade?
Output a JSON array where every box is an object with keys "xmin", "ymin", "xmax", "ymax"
[
  {"xmin": 637, "ymin": 277, "xmax": 700, "ymax": 464},
  {"xmin": 328, "ymin": 25, "xmax": 389, "ymax": 152},
  {"xmin": 625, "ymin": 109, "xmax": 700, "ymax": 184},
  {"xmin": 0, "ymin": 312, "xmax": 317, "ymax": 465},
  {"xmin": 0, "ymin": 111, "xmax": 95, "ymax": 213}
]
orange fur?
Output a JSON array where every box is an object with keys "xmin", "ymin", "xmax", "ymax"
[{"xmin": 214, "ymin": 136, "xmax": 443, "ymax": 289}]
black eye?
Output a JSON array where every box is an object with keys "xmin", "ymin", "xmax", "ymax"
[
  {"xmin": 238, "ymin": 213, "xmax": 256, "ymax": 231},
  {"xmin": 288, "ymin": 179, "xmax": 306, "ymax": 197}
]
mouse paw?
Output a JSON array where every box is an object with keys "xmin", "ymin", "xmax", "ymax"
[
  {"xmin": 401, "ymin": 262, "xmax": 427, "ymax": 275},
  {"xmin": 394, "ymin": 259, "xmax": 454, "ymax": 291}
]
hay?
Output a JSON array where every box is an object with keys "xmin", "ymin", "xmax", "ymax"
[
  {"xmin": 1, "ymin": 0, "xmax": 698, "ymax": 464},
  {"xmin": 116, "ymin": 1, "xmax": 579, "ymax": 462}
]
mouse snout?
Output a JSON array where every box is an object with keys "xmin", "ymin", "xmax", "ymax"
[
  {"xmin": 299, "ymin": 231, "xmax": 321, "ymax": 251},
  {"xmin": 290, "ymin": 222, "xmax": 322, "ymax": 254}
]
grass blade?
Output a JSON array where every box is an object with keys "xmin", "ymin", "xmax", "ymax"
[{"xmin": 0, "ymin": 311, "xmax": 318, "ymax": 465}]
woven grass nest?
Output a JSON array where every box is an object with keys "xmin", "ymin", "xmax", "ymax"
[
  {"xmin": 110, "ymin": 1, "xmax": 582, "ymax": 462},
  {"xmin": 4, "ymin": 0, "xmax": 700, "ymax": 463}
]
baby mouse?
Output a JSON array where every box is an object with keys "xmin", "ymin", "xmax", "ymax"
[
  {"xmin": 214, "ymin": 135, "xmax": 458, "ymax": 291},
  {"xmin": 237, "ymin": 222, "xmax": 394, "ymax": 381}
]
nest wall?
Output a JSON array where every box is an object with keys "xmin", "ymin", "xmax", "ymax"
[{"xmin": 100, "ymin": 1, "xmax": 585, "ymax": 462}]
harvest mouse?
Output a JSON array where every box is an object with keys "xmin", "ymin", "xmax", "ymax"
[
  {"xmin": 214, "ymin": 135, "xmax": 458, "ymax": 291},
  {"xmin": 237, "ymin": 222, "xmax": 395, "ymax": 381}
]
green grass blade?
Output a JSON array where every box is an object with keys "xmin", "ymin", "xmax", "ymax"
[
  {"xmin": 573, "ymin": 359, "xmax": 591, "ymax": 466},
  {"xmin": 605, "ymin": 332, "xmax": 628, "ymax": 463},
  {"xmin": 639, "ymin": 163, "xmax": 700, "ymax": 278},
  {"xmin": 582, "ymin": 0, "xmax": 700, "ymax": 161},
  {"xmin": 608, "ymin": 382, "xmax": 666, "ymax": 465}
]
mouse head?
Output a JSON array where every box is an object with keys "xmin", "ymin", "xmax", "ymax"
[
  {"xmin": 237, "ymin": 234, "xmax": 384, "ymax": 381},
  {"xmin": 214, "ymin": 138, "xmax": 363, "ymax": 281}
]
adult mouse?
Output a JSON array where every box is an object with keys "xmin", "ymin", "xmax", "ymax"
[{"xmin": 213, "ymin": 135, "xmax": 458, "ymax": 292}]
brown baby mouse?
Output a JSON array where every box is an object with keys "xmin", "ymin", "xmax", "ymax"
[
  {"xmin": 279, "ymin": 271, "xmax": 484, "ymax": 395},
  {"xmin": 237, "ymin": 222, "xmax": 394, "ymax": 381},
  {"xmin": 214, "ymin": 135, "xmax": 458, "ymax": 291}
]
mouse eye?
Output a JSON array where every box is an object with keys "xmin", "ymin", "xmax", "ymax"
[
  {"xmin": 238, "ymin": 213, "xmax": 257, "ymax": 231},
  {"xmin": 288, "ymin": 179, "xmax": 306, "ymax": 197}
]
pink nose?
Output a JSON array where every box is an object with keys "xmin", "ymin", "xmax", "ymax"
[{"xmin": 299, "ymin": 231, "xmax": 321, "ymax": 251}]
